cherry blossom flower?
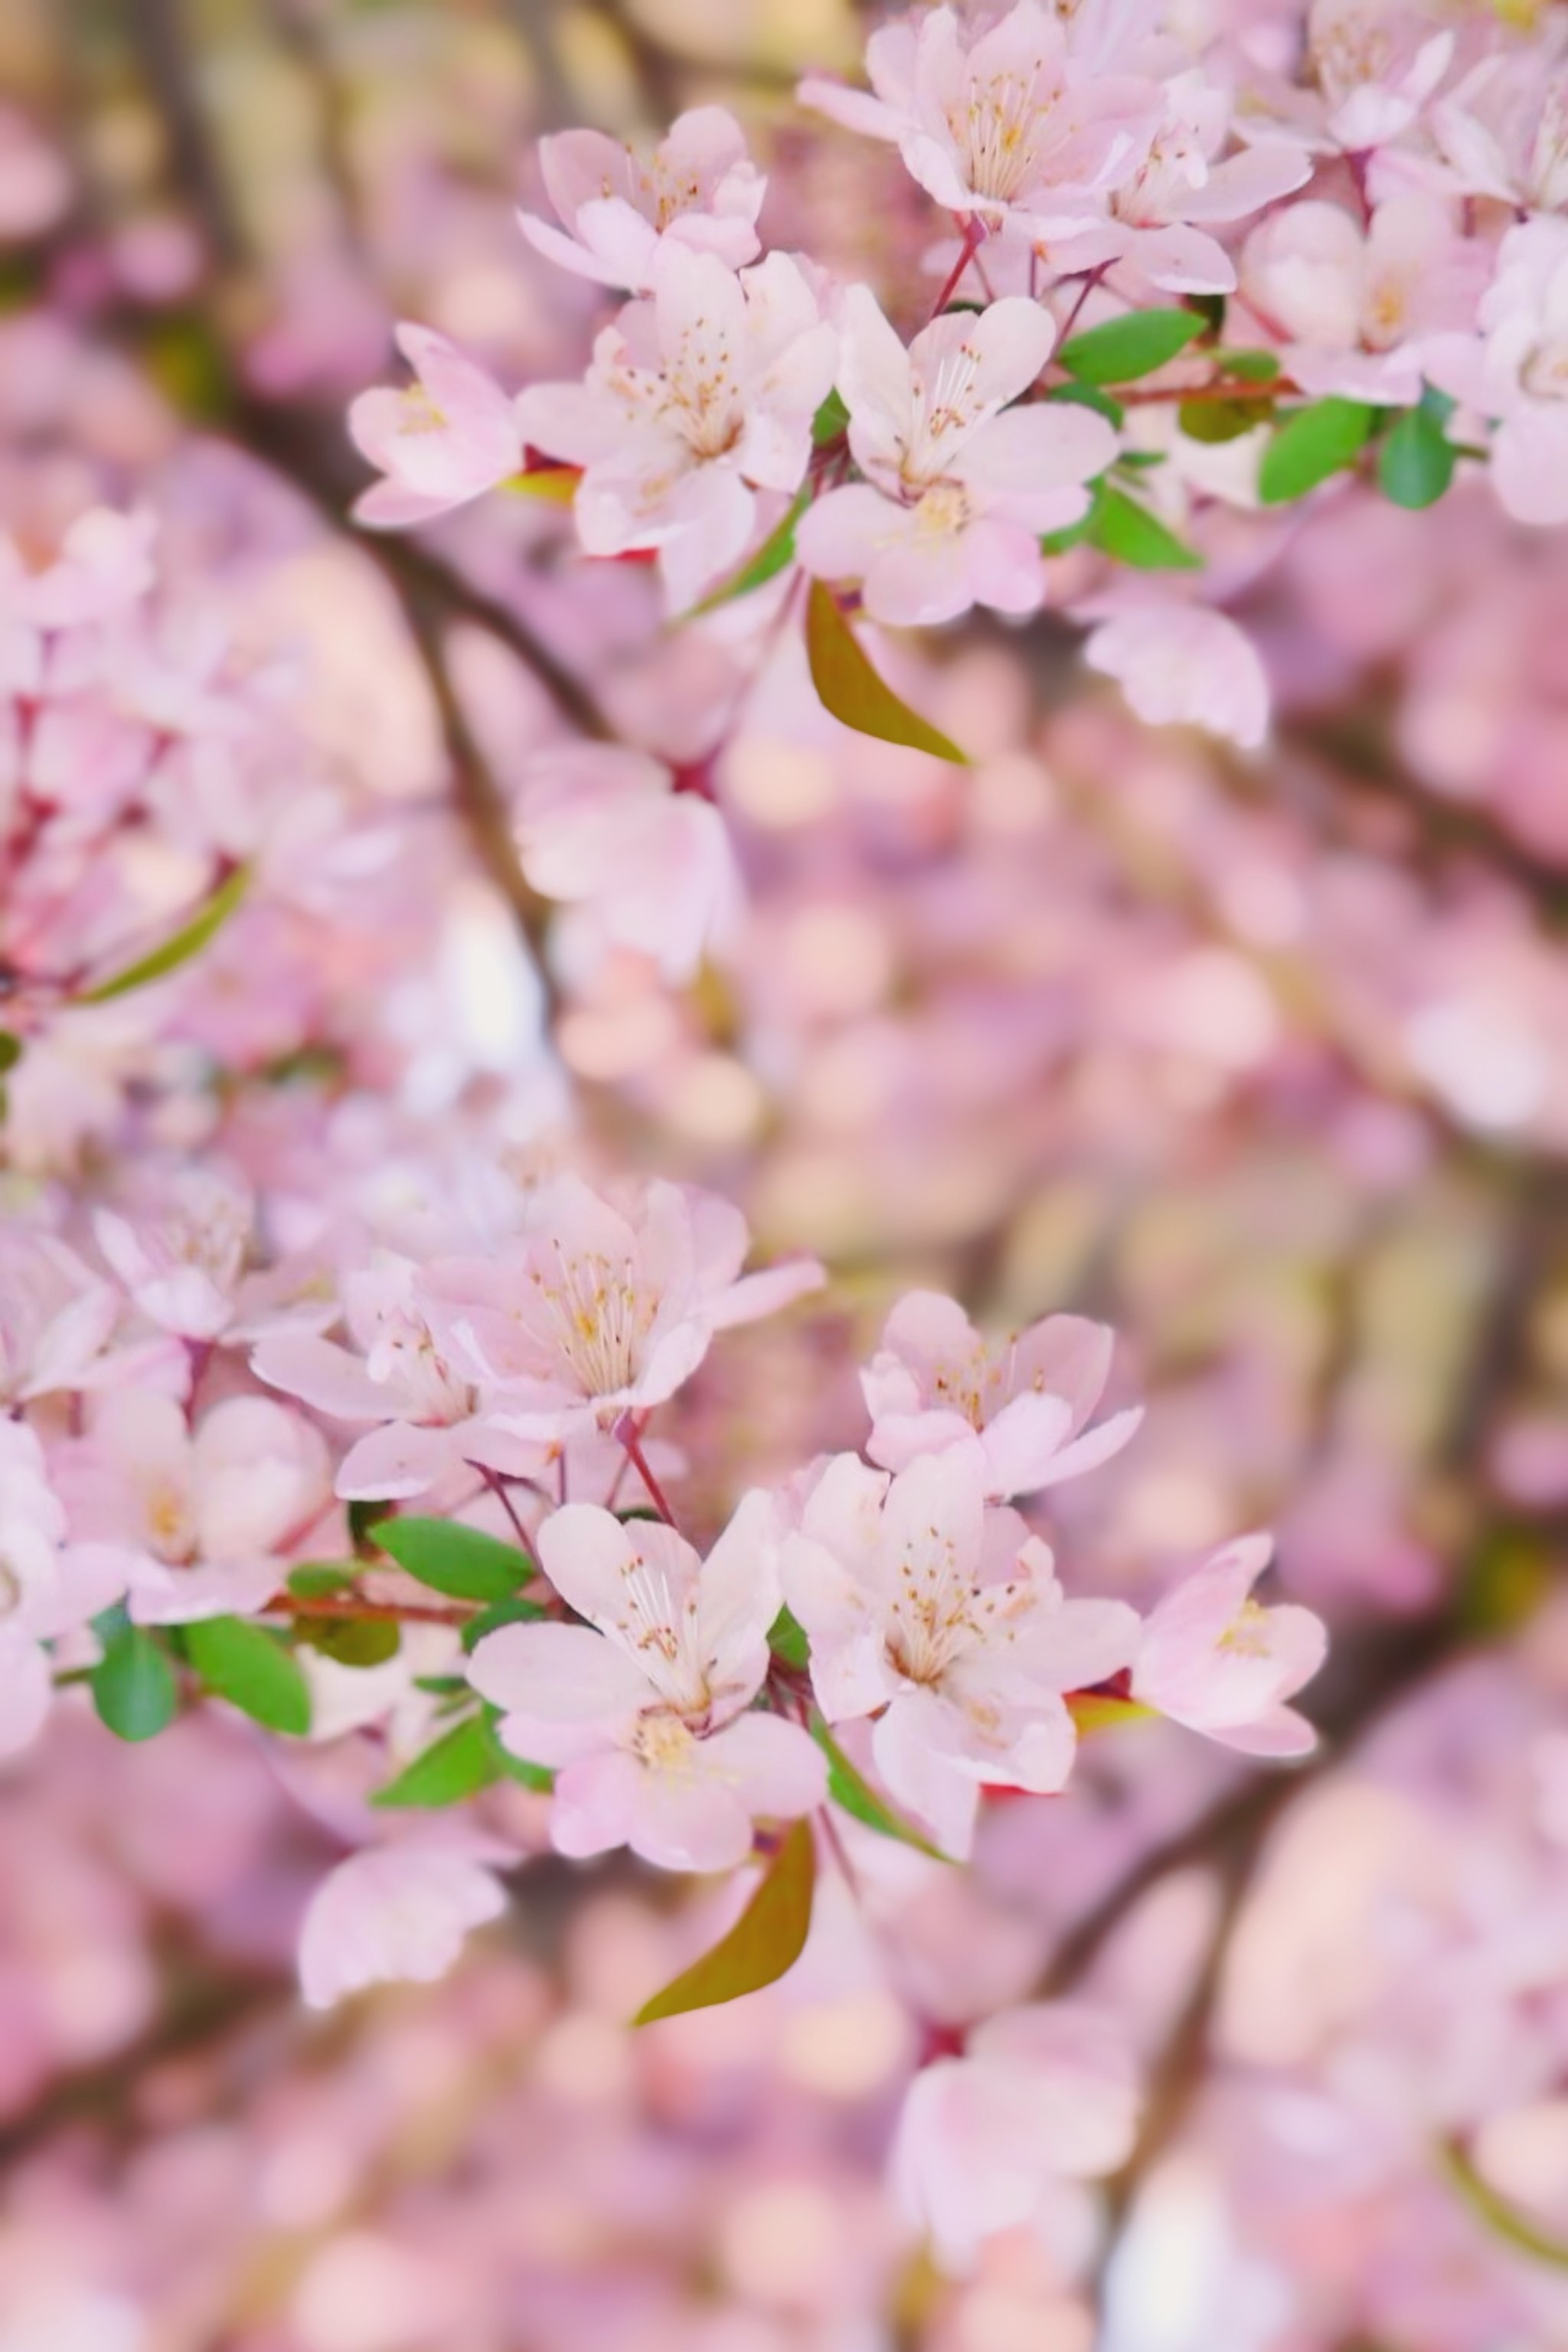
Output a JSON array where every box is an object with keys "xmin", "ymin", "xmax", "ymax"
[
  {"xmin": 795, "ymin": 289, "xmax": 1116, "ymax": 626},
  {"xmin": 0, "ymin": 1227, "xmax": 119, "ymax": 1403},
  {"xmin": 252, "ymin": 1251, "xmax": 543, "ymax": 1501},
  {"xmin": 0, "ymin": 1424, "xmax": 126, "ymax": 1762},
  {"xmin": 1431, "ymin": 29, "xmax": 1568, "ymax": 214},
  {"xmin": 799, "ymin": 2, "xmax": 1158, "ymax": 229},
  {"xmin": 515, "ymin": 244, "xmax": 837, "ymax": 606},
  {"xmin": 51, "ymin": 1390, "xmax": 335, "ymax": 1625},
  {"xmin": 416, "ymin": 1174, "xmax": 824, "ymax": 1442},
  {"xmin": 1081, "ymin": 602, "xmax": 1272, "ymax": 746},
  {"xmin": 92, "ymin": 1167, "xmax": 253, "ymax": 1344},
  {"xmin": 1305, "ymin": 0, "xmax": 1455, "ymax": 156},
  {"xmin": 0, "ymin": 505, "xmax": 157, "ymax": 637},
  {"xmin": 297, "ymin": 1841, "xmax": 511, "ymax": 2007},
  {"xmin": 861, "ymin": 1289, "xmax": 1142, "ymax": 1500},
  {"xmin": 514, "ymin": 743, "xmax": 740, "ymax": 982},
  {"xmin": 1239, "ymin": 195, "xmax": 1485, "ymax": 406},
  {"xmin": 348, "ymin": 324, "xmax": 523, "ymax": 530},
  {"xmin": 518, "ymin": 107, "xmax": 765, "ymax": 292},
  {"xmin": 782, "ymin": 1452, "xmax": 1140, "ymax": 1857},
  {"xmin": 469, "ymin": 1494, "xmax": 825, "ymax": 1871},
  {"xmin": 893, "ymin": 2002, "xmax": 1142, "ymax": 2271},
  {"xmin": 1426, "ymin": 217, "xmax": 1568, "ymax": 528},
  {"xmin": 1131, "ymin": 1533, "xmax": 1328, "ymax": 1756}
]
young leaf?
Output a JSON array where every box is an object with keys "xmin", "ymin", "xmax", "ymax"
[
  {"xmin": 767, "ymin": 1606, "xmax": 811, "ymax": 1671},
  {"xmin": 1066, "ymin": 1691, "xmax": 1158, "ymax": 1735},
  {"xmin": 371, "ymin": 1516, "xmax": 534, "ymax": 1601},
  {"xmin": 811, "ymin": 388, "xmax": 850, "ymax": 446},
  {"xmin": 80, "ymin": 864, "xmax": 250, "ymax": 1003},
  {"xmin": 1089, "ymin": 486, "xmax": 1203, "ymax": 570},
  {"xmin": 1046, "ymin": 379, "xmax": 1125, "ymax": 427},
  {"xmin": 688, "ymin": 486, "xmax": 812, "ymax": 616},
  {"xmin": 92, "ymin": 1620, "xmax": 178, "ymax": 1743},
  {"xmin": 372, "ymin": 1711, "xmax": 501, "ymax": 1808},
  {"xmin": 296, "ymin": 1615, "xmax": 400, "ymax": 1667},
  {"xmin": 1059, "ymin": 307, "xmax": 1204, "ymax": 386},
  {"xmin": 1178, "ymin": 396, "xmax": 1273, "ymax": 444},
  {"xmin": 460, "ymin": 1594, "xmax": 548, "ymax": 1652},
  {"xmin": 1258, "ymin": 398, "xmax": 1376, "ymax": 505},
  {"xmin": 1378, "ymin": 392, "xmax": 1458, "ymax": 509},
  {"xmin": 185, "ymin": 1615, "xmax": 312, "ymax": 1735},
  {"xmin": 810, "ymin": 1715, "xmax": 950, "ymax": 1860},
  {"xmin": 1217, "ymin": 350, "xmax": 1281, "ymax": 382},
  {"xmin": 286, "ymin": 1563, "xmax": 359, "ymax": 1599},
  {"xmin": 502, "ymin": 466, "xmax": 580, "ymax": 505},
  {"xmin": 0, "ymin": 1031, "xmax": 21, "ymax": 1075},
  {"xmin": 804, "ymin": 581, "xmax": 968, "ymax": 765},
  {"xmin": 634, "ymin": 1816, "xmax": 816, "ymax": 2024}
]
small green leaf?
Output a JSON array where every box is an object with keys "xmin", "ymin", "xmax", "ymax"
[
  {"xmin": 1060, "ymin": 307, "xmax": 1204, "ymax": 386},
  {"xmin": 1046, "ymin": 379, "xmax": 1125, "ymax": 427},
  {"xmin": 1378, "ymin": 389, "xmax": 1458, "ymax": 510},
  {"xmin": 1089, "ymin": 485, "xmax": 1203, "ymax": 570},
  {"xmin": 688, "ymin": 486, "xmax": 812, "ymax": 616},
  {"xmin": 286, "ymin": 1563, "xmax": 359, "ymax": 1600},
  {"xmin": 767, "ymin": 1606, "xmax": 811, "ymax": 1671},
  {"xmin": 0, "ymin": 1031, "xmax": 21, "ymax": 1075},
  {"xmin": 1258, "ymin": 397, "xmax": 1376, "ymax": 505},
  {"xmin": 634, "ymin": 1816, "xmax": 816, "ymax": 2024},
  {"xmin": 1217, "ymin": 350, "xmax": 1281, "ymax": 383},
  {"xmin": 810, "ymin": 1715, "xmax": 950, "ymax": 1860},
  {"xmin": 92, "ymin": 1619, "xmax": 178, "ymax": 1743},
  {"xmin": 1178, "ymin": 396, "xmax": 1273, "ymax": 443},
  {"xmin": 460, "ymin": 1595, "xmax": 548, "ymax": 1652},
  {"xmin": 811, "ymin": 388, "xmax": 850, "ymax": 446},
  {"xmin": 80, "ymin": 864, "xmax": 250, "ymax": 1003},
  {"xmin": 371, "ymin": 1516, "xmax": 534, "ymax": 1602},
  {"xmin": 185, "ymin": 1615, "xmax": 311, "ymax": 1735},
  {"xmin": 804, "ymin": 581, "xmax": 968, "ymax": 765},
  {"xmin": 373, "ymin": 1712, "xmax": 501, "ymax": 1808},
  {"xmin": 296, "ymin": 1616, "xmax": 401, "ymax": 1667},
  {"xmin": 1040, "ymin": 505, "xmax": 1101, "ymax": 557}
]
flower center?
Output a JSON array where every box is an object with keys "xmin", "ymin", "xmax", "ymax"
[{"xmin": 952, "ymin": 62, "xmax": 1064, "ymax": 206}]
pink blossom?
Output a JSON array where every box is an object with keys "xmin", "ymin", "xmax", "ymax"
[
  {"xmin": 297, "ymin": 1841, "xmax": 511, "ymax": 2007},
  {"xmin": 519, "ymin": 107, "xmax": 764, "ymax": 292},
  {"xmin": 416, "ymin": 1174, "xmax": 824, "ymax": 1442},
  {"xmin": 52, "ymin": 1390, "xmax": 335, "ymax": 1625},
  {"xmin": 781, "ymin": 1452, "xmax": 1139, "ymax": 1857},
  {"xmin": 1131, "ymin": 1533, "xmax": 1328, "ymax": 1756},
  {"xmin": 514, "ymin": 743, "xmax": 740, "ymax": 982},
  {"xmin": 348, "ymin": 324, "xmax": 523, "ymax": 530},
  {"xmin": 799, "ymin": 2, "xmax": 1158, "ymax": 228},
  {"xmin": 893, "ymin": 2001, "xmax": 1142, "ymax": 2270},
  {"xmin": 1082, "ymin": 603, "xmax": 1272, "ymax": 746},
  {"xmin": 1305, "ymin": 0, "xmax": 1455, "ymax": 155},
  {"xmin": 1432, "ymin": 28, "xmax": 1568, "ymax": 213},
  {"xmin": 0, "ymin": 505, "xmax": 157, "ymax": 635},
  {"xmin": 795, "ymin": 289, "xmax": 1116, "ymax": 626},
  {"xmin": 1239, "ymin": 195, "xmax": 1485, "ymax": 406},
  {"xmin": 252, "ymin": 1251, "xmax": 541, "ymax": 1501},
  {"xmin": 0, "ymin": 1227, "xmax": 119, "ymax": 1403},
  {"xmin": 469, "ymin": 1494, "xmax": 825, "ymax": 1872},
  {"xmin": 0, "ymin": 1425, "xmax": 126, "ymax": 1762},
  {"xmin": 515, "ymin": 244, "xmax": 837, "ymax": 606},
  {"xmin": 1426, "ymin": 218, "xmax": 1568, "ymax": 528},
  {"xmin": 92, "ymin": 1166, "xmax": 253, "ymax": 1343},
  {"xmin": 861, "ymin": 1289, "xmax": 1142, "ymax": 1500}
]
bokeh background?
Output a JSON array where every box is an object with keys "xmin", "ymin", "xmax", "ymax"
[{"xmin": 8, "ymin": 3, "xmax": 1568, "ymax": 2348}]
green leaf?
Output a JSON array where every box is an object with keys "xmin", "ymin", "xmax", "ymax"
[
  {"xmin": 373, "ymin": 1712, "xmax": 501, "ymax": 1808},
  {"xmin": 810, "ymin": 1715, "xmax": 950, "ymax": 1860},
  {"xmin": 371, "ymin": 1516, "xmax": 534, "ymax": 1602},
  {"xmin": 1439, "ymin": 2135, "xmax": 1568, "ymax": 2272},
  {"xmin": 1088, "ymin": 485, "xmax": 1202, "ymax": 570},
  {"xmin": 1045, "ymin": 379, "xmax": 1125, "ymax": 427},
  {"xmin": 811, "ymin": 388, "xmax": 850, "ymax": 446},
  {"xmin": 460, "ymin": 1595, "xmax": 548, "ymax": 1652},
  {"xmin": 286, "ymin": 1563, "xmax": 359, "ymax": 1600},
  {"xmin": 1378, "ymin": 389, "xmax": 1458, "ymax": 510},
  {"xmin": 1040, "ymin": 505, "xmax": 1101, "ymax": 557},
  {"xmin": 1258, "ymin": 398, "xmax": 1376, "ymax": 505},
  {"xmin": 91, "ymin": 1619, "xmax": 178, "ymax": 1743},
  {"xmin": 185, "ymin": 1615, "xmax": 311, "ymax": 1735},
  {"xmin": 1217, "ymin": 350, "xmax": 1281, "ymax": 383},
  {"xmin": 688, "ymin": 486, "xmax": 812, "ymax": 616},
  {"xmin": 634, "ymin": 1816, "xmax": 816, "ymax": 2024},
  {"xmin": 767, "ymin": 1606, "xmax": 811, "ymax": 1671},
  {"xmin": 1178, "ymin": 396, "xmax": 1273, "ymax": 443},
  {"xmin": 296, "ymin": 1616, "xmax": 401, "ymax": 1667},
  {"xmin": 0, "ymin": 1031, "xmax": 21, "ymax": 1075},
  {"xmin": 804, "ymin": 581, "xmax": 968, "ymax": 765},
  {"xmin": 79, "ymin": 864, "xmax": 250, "ymax": 1003},
  {"xmin": 1060, "ymin": 307, "xmax": 1204, "ymax": 386}
]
